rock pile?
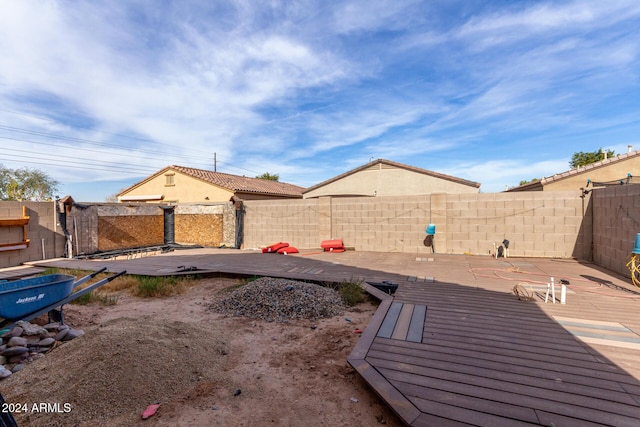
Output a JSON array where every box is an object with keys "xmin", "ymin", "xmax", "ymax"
[
  {"xmin": 210, "ymin": 277, "xmax": 345, "ymax": 322},
  {"xmin": 0, "ymin": 320, "xmax": 84, "ymax": 380}
]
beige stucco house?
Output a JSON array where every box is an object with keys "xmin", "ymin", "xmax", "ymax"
[
  {"xmin": 117, "ymin": 165, "xmax": 304, "ymax": 203},
  {"xmin": 507, "ymin": 148, "xmax": 640, "ymax": 192},
  {"xmin": 302, "ymin": 159, "xmax": 481, "ymax": 199}
]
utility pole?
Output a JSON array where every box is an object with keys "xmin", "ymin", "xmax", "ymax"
[{"xmin": 214, "ymin": 152, "xmax": 217, "ymax": 172}]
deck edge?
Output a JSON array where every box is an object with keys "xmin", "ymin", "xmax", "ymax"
[{"xmin": 348, "ymin": 357, "xmax": 421, "ymax": 425}]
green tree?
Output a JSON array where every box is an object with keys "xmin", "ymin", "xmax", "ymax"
[
  {"xmin": 256, "ymin": 172, "xmax": 279, "ymax": 181},
  {"xmin": 0, "ymin": 164, "xmax": 59, "ymax": 201},
  {"xmin": 519, "ymin": 178, "xmax": 540, "ymax": 186},
  {"xmin": 570, "ymin": 148, "xmax": 615, "ymax": 169}
]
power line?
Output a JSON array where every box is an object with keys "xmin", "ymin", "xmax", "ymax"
[
  {"xmin": 0, "ymin": 125, "xmax": 203, "ymax": 161},
  {"xmin": 0, "ymin": 108, "xmax": 216, "ymax": 156},
  {"xmin": 0, "ymin": 135, "xmax": 213, "ymax": 169},
  {"xmin": 0, "ymin": 140, "xmax": 271, "ymax": 177},
  {"xmin": 0, "ymin": 111, "xmax": 276, "ymax": 178},
  {"xmin": 0, "ymin": 148, "xmax": 158, "ymax": 174},
  {"xmin": 0, "ymin": 156, "xmax": 152, "ymax": 175},
  {"xmin": 0, "ymin": 152, "xmax": 271, "ymax": 180},
  {"xmin": 0, "ymin": 125, "xmax": 266, "ymax": 176}
]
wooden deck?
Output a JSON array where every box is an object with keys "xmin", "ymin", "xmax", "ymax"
[
  {"xmin": 21, "ymin": 249, "xmax": 640, "ymax": 426},
  {"xmin": 348, "ymin": 256, "xmax": 640, "ymax": 426}
]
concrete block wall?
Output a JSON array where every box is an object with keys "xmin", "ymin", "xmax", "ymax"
[
  {"xmin": 331, "ymin": 195, "xmax": 432, "ymax": 253},
  {"xmin": 242, "ymin": 199, "xmax": 320, "ymax": 249},
  {"xmin": 243, "ymin": 191, "xmax": 592, "ymax": 259},
  {"xmin": 592, "ymin": 185, "xmax": 640, "ymax": 276},
  {"xmin": 0, "ymin": 201, "xmax": 65, "ymax": 268},
  {"xmin": 446, "ymin": 191, "xmax": 592, "ymax": 258}
]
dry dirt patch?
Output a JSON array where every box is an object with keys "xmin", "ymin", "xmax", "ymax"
[{"xmin": 1, "ymin": 277, "xmax": 403, "ymax": 427}]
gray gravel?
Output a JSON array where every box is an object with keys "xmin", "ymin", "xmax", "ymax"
[{"xmin": 210, "ymin": 277, "xmax": 345, "ymax": 322}]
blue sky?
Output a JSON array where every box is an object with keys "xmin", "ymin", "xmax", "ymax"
[{"xmin": 1, "ymin": 0, "xmax": 640, "ymax": 201}]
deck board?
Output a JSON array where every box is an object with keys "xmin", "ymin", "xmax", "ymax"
[
  {"xmin": 371, "ymin": 338, "xmax": 638, "ymax": 386},
  {"xmin": 369, "ymin": 341, "xmax": 633, "ymax": 393},
  {"xmin": 406, "ymin": 305, "xmax": 426, "ymax": 343},
  {"xmin": 381, "ymin": 368, "xmax": 640, "ymax": 426},
  {"xmin": 391, "ymin": 304, "xmax": 415, "ymax": 340},
  {"xmin": 377, "ymin": 302, "xmax": 403, "ymax": 339},
  {"xmin": 406, "ymin": 391, "xmax": 539, "ymax": 427},
  {"xmin": 368, "ymin": 351, "xmax": 639, "ymax": 406}
]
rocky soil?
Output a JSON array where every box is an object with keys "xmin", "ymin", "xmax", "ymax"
[{"xmin": 0, "ymin": 277, "xmax": 403, "ymax": 427}]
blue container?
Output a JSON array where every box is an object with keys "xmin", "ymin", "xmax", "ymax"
[
  {"xmin": 633, "ymin": 233, "xmax": 640, "ymax": 254},
  {"xmin": 0, "ymin": 274, "xmax": 75, "ymax": 320},
  {"xmin": 426, "ymin": 224, "xmax": 436, "ymax": 235}
]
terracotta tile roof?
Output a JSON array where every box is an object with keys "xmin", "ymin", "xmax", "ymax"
[
  {"xmin": 506, "ymin": 149, "xmax": 640, "ymax": 191},
  {"xmin": 303, "ymin": 158, "xmax": 480, "ymax": 194},
  {"xmin": 170, "ymin": 165, "xmax": 304, "ymax": 197},
  {"xmin": 118, "ymin": 165, "xmax": 304, "ymax": 198},
  {"xmin": 543, "ymin": 150, "xmax": 640, "ymax": 183}
]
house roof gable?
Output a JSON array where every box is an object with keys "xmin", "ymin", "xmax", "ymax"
[
  {"xmin": 118, "ymin": 165, "xmax": 304, "ymax": 198},
  {"xmin": 302, "ymin": 159, "xmax": 481, "ymax": 194}
]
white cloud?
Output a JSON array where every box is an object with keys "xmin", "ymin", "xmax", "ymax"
[
  {"xmin": 443, "ymin": 159, "xmax": 570, "ymax": 192},
  {"xmin": 457, "ymin": 1, "xmax": 640, "ymax": 50},
  {"xmin": 0, "ymin": 1, "xmax": 355, "ymax": 184},
  {"xmin": 330, "ymin": 0, "xmax": 421, "ymax": 34}
]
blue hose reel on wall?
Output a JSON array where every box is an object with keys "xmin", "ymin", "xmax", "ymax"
[{"xmin": 424, "ymin": 224, "xmax": 436, "ymax": 253}]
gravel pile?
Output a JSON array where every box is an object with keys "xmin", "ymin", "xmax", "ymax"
[{"xmin": 210, "ymin": 277, "xmax": 345, "ymax": 322}]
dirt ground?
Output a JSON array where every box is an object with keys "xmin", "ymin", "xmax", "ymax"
[{"xmin": 1, "ymin": 277, "xmax": 404, "ymax": 427}]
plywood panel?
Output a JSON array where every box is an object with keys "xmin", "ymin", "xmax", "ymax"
[
  {"xmin": 98, "ymin": 215, "xmax": 164, "ymax": 251},
  {"xmin": 175, "ymin": 214, "xmax": 223, "ymax": 246}
]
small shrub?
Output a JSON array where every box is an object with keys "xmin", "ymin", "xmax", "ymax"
[
  {"xmin": 339, "ymin": 277, "xmax": 367, "ymax": 307},
  {"xmin": 102, "ymin": 275, "xmax": 138, "ymax": 292},
  {"xmin": 39, "ymin": 268, "xmax": 196, "ymax": 298},
  {"xmin": 133, "ymin": 275, "xmax": 188, "ymax": 298}
]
